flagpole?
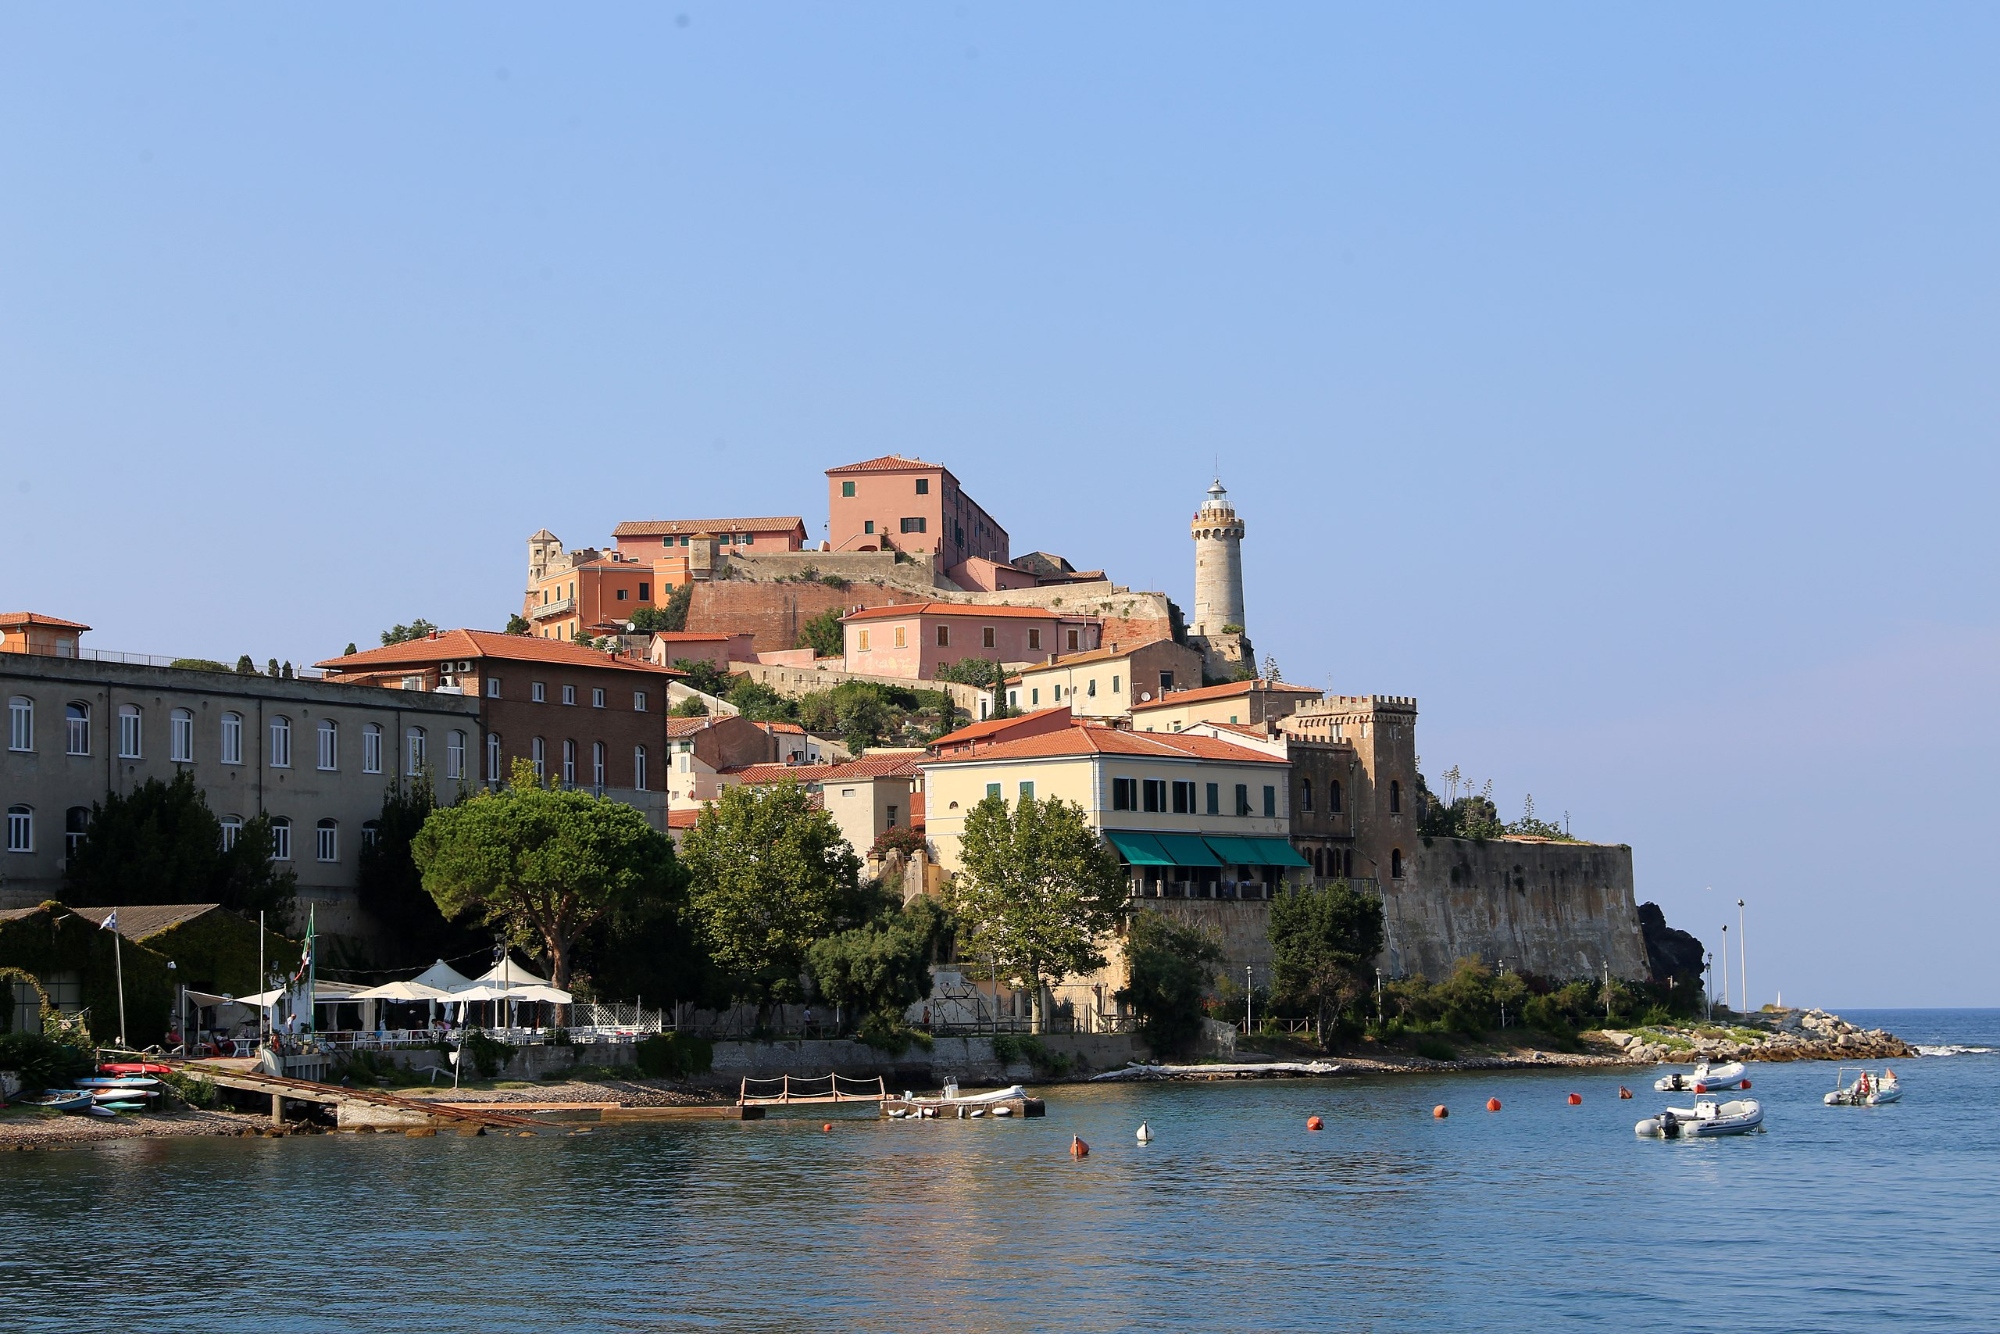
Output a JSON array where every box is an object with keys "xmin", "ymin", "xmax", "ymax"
[
  {"xmin": 258, "ymin": 910, "xmax": 266, "ymax": 1050},
  {"xmin": 113, "ymin": 930, "xmax": 127, "ymax": 1049}
]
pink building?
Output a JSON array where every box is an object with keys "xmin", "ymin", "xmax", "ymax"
[
  {"xmin": 841, "ymin": 602, "xmax": 1101, "ymax": 680},
  {"xmin": 826, "ymin": 455, "xmax": 1009, "ymax": 566},
  {"xmin": 644, "ymin": 632, "xmax": 757, "ymax": 673}
]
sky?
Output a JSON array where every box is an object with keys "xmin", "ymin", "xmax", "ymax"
[{"xmin": 3, "ymin": 5, "xmax": 1995, "ymax": 1006}]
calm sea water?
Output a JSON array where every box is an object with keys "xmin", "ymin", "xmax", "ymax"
[{"xmin": 4, "ymin": 1009, "xmax": 1995, "ymax": 1332}]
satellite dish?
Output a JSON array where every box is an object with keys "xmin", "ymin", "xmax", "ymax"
[{"xmin": 1140, "ymin": 691, "xmax": 1153, "ymax": 701}]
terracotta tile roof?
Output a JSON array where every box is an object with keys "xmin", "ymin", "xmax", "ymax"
[
  {"xmin": 931, "ymin": 707, "xmax": 1071, "ymax": 748},
  {"xmin": 923, "ymin": 723, "xmax": 1286, "ymax": 766},
  {"xmin": 315, "ymin": 630, "xmax": 680, "ymax": 676},
  {"xmin": 841, "ymin": 601, "xmax": 1087, "ymax": 623},
  {"xmin": 728, "ymin": 754, "xmax": 924, "ymax": 784},
  {"xmin": 755, "ymin": 721, "xmax": 806, "ymax": 734},
  {"xmin": 648, "ymin": 632, "xmax": 736, "ymax": 642},
  {"xmin": 613, "ymin": 517, "xmax": 805, "ymax": 537},
  {"xmin": 71, "ymin": 903, "xmax": 223, "ymax": 941},
  {"xmin": 0, "ymin": 612, "xmax": 92, "ymax": 633},
  {"xmin": 825, "ymin": 454, "xmax": 942, "ymax": 475},
  {"xmin": 1129, "ymin": 678, "xmax": 1324, "ymax": 712},
  {"xmin": 664, "ymin": 716, "xmax": 723, "ymax": 737},
  {"xmin": 1015, "ymin": 639, "xmax": 1175, "ymax": 671},
  {"xmin": 666, "ymin": 809, "xmax": 701, "ymax": 829}
]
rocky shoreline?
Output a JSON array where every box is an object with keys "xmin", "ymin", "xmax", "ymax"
[{"xmin": 1600, "ymin": 1008, "xmax": 1910, "ymax": 1066}]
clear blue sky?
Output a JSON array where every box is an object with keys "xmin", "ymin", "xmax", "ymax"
[{"xmin": 4, "ymin": 6, "xmax": 1995, "ymax": 1006}]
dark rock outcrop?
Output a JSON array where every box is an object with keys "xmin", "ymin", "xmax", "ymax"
[{"xmin": 1638, "ymin": 902, "xmax": 1704, "ymax": 987}]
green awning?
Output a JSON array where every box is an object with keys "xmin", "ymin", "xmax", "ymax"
[
  {"xmin": 1151, "ymin": 833, "xmax": 1222, "ymax": 867},
  {"xmin": 1246, "ymin": 837, "xmax": 1312, "ymax": 868},
  {"xmin": 1104, "ymin": 831, "xmax": 1173, "ymax": 866},
  {"xmin": 1201, "ymin": 836, "xmax": 1266, "ymax": 866}
]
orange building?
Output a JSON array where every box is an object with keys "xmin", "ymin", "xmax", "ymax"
[
  {"xmin": 524, "ymin": 517, "xmax": 807, "ymax": 643},
  {"xmin": 0, "ymin": 612, "xmax": 90, "ymax": 658},
  {"xmin": 826, "ymin": 455, "xmax": 1009, "ymax": 572}
]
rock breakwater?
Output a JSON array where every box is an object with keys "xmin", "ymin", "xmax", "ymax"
[{"xmin": 1602, "ymin": 1008, "xmax": 1909, "ymax": 1065}]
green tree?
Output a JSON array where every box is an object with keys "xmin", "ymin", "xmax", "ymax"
[
  {"xmin": 234, "ymin": 655, "xmax": 257, "ymax": 674},
  {"xmin": 798, "ymin": 607, "xmax": 844, "ymax": 659},
  {"xmin": 670, "ymin": 694, "xmax": 712, "ymax": 718},
  {"xmin": 949, "ymin": 794, "xmax": 1129, "ymax": 1032},
  {"xmin": 673, "ymin": 658, "xmax": 731, "ymax": 698},
  {"xmin": 63, "ymin": 771, "xmax": 297, "ymax": 928},
  {"xmin": 410, "ymin": 760, "xmax": 679, "ymax": 988},
  {"xmin": 1116, "ymin": 911, "xmax": 1223, "ymax": 1057},
  {"xmin": 806, "ymin": 898, "xmax": 951, "ymax": 1029},
  {"xmin": 169, "ymin": 658, "xmax": 232, "ymax": 673},
  {"xmin": 796, "ymin": 680, "xmax": 893, "ymax": 753},
  {"xmin": 380, "ymin": 619, "xmax": 439, "ymax": 646},
  {"xmin": 725, "ymin": 675, "xmax": 794, "ymax": 722},
  {"xmin": 503, "ymin": 614, "xmax": 531, "ymax": 636},
  {"xmin": 1269, "ymin": 880, "xmax": 1385, "ymax": 1041},
  {"xmin": 681, "ymin": 779, "xmax": 863, "ymax": 1020},
  {"xmin": 634, "ymin": 583, "xmax": 696, "ymax": 633},
  {"xmin": 356, "ymin": 778, "xmax": 485, "ymax": 964}
]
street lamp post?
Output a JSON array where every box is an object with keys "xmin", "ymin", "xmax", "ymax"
[
  {"xmin": 1720, "ymin": 924, "xmax": 1729, "ymax": 1015},
  {"xmin": 1737, "ymin": 899, "xmax": 1748, "ymax": 1013},
  {"xmin": 1245, "ymin": 966, "xmax": 1253, "ymax": 1034}
]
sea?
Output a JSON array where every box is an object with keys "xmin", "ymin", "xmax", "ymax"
[{"xmin": 4, "ymin": 1008, "xmax": 1995, "ymax": 1332}]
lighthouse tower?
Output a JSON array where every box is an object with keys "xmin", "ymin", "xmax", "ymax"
[{"xmin": 1188, "ymin": 478, "xmax": 1252, "ymax": 680}]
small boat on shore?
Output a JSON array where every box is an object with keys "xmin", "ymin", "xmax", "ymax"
[
  {"xmin": 883, "ymin": 1082, "xmax": 1045, "ymax": 1120},
  {"xmin": 1654, "ymin": 1061, "xmax": 1746, "ymax": 1093},
  {"xmin": 26, "ymin": 1090, "xmax": 94, "ymax": 1114},
  {"xmin": 1635, "ymin": 1097, "xmax": 1763, "ymax": 1139},
  {"xmin": 1825, "ymin": 1068, "xmax": 1901, "ymax": 1106}
]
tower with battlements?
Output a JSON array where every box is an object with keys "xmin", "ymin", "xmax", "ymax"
[{"xmin": 1187, "ymin": 478, "xmax": 1252, "ymax": 680}]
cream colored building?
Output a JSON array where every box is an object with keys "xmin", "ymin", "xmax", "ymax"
[
  {"xmin": 1005, "ymin": 639, "xmax": 1204, "ymax": 720},
  {"xmin": 727, "ymin": 753, "xmax": 924, "ymax": 859},
  {"xmin": 1129, "ymin": 678, "xmax": 1323, "ymax": 733}
]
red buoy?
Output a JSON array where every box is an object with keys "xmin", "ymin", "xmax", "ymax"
[
  {"xmin": 822, "ymin": 1123, "xmax": 833, "ymax": 1133},
  {"xmin": 1740, "ymin": 1078, "xmax": 1752, "ymax": 1089},
  {"xmin": 1433, "ymin": 1105, "xmax": 1449, "ymax": 1119},
  {"xmin": 1485, "ymin": 1097, "xmax": 1502, "ymax": 1113},
  {"xmin": 1693, "ymin": 1083, "xmax": 1708, "ymax": 1094},
  {"xmin": 1618, "ymin": 1086, "xmax": 1633, "ymax": 1099},
  {"xmin": 1306, "ymin": 1116, "xmax": 1324, "ymax": 1131},
  {"xmin": 1567, "ymin": 1093, "xmax": 1582, "ymax": 1106},
  {"xmin": 1070, "ymin": 1135, "xmax": 1090, "ymax": 1158}
]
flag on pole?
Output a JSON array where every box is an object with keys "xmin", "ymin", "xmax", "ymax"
[{"xmin": 101, "ymin": 908, "xmax": 118, "ymax": 933}]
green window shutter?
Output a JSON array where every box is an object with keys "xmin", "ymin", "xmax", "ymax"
[
  {"xmin": 986, "ymin": 783, "xmax": 1002, "ymax": 800},
  {"xmin": 1205, "ymin": 782, "xmax": 1219, "ymax": 815},
  {"xmin": 1019, "ymin": 781, "xmax": 1035, "ymax": 801},
  {"xmin": 1264, "ymin": 785, "xmax": 1277, "ymax": 817},
  {"xmin": 842, "ymin": 481, "xmax": 856, "ymax": 497}
]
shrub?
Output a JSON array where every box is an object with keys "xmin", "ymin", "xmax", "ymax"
[
  {"xmin": 460, "ymin": 1030, "xmax": 514, "ymax": 1080},
  {"xmin": 991, "ymin": 1033, "xmax": 1072, "ymax": 1078},
  {"xmin": 0, "ymin": 1030, "xmax": 92, "ymax": 1092},
  {"xmin": 1116, "ymin": 912, "xmax": 1222, "ymax": 1058},
  {"xmin": 1413, "ymin": 1035, "xmax": 1457, "ymax": 1061},
  {"xmin": 159, "ymin": 1069, "xmax": 220, "ymax": 1107},
  {"xmin": 633, "ymin": 1032, "xmax": 714, "ymax": 1079},
  {"xmin": 856, "ymin": 1013, "xmax": 933, "ymax": 1057}
]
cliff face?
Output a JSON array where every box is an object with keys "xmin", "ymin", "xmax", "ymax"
[
  {"xmin": 1387, "ymin": 837, "xmax": 1650, "ymax": 983},
  {"xmin": 1638, "ymin": 902, "xmax": 1705, "ymax": 987}
]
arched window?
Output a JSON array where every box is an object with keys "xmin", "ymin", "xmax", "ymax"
[
  {"xmin": 446, "ymin": 730, "xmax": 465, "ymax": 781},
  {"xmin": 170, "ymin": 708, "xmax": 195, "ymax": 763},
  {"xmin": 405, "ymin": 726, "xmax": 426, "ymax": 776},
  {"xmin": 220, "ymin": 712, "xmax": 243, "ymax": 765},
  {"xmin": 1313, "ymin": 846, "xmax": 1325, "ymax": 877},
  {"xmin": 268, "ymin": 715, "xmax": 291, "ymax": 768},
  {"xmin": 268, "ymin": 817, "xmax": 292, "ymax": 861},
  {"xmin": 1391, "ymin": 847, "xmax": 1404, "ymax": 879},
  {"xmin": 65, "ymin": 702, "xmax": 90, "ymax": 756},
  {"xmin": 592, "ymin": 741, "xmax": 605, "ymax": 791},
  {"xmin": 5, "ymin": 805, "xmax": 32, "ymax": 853},
  {"xmin": 8, "ymin": 696, "xmax": 33, "ymax": 753},
  {"xmin": 361, "ymin": 819, "xmax": 381, "ymax": 848},
  {"xmin": 531, "ymin": 737, "xmax": 545, "ymax": 779},
  {"xmin": 1329, "ymin": 780, "xmax": 1341, "ymax": 813},
  {"xmin": 1389, "ymin": 780, "xmax": 1401, "ymax": 815},
  {"xmin": 317, "ymin": 719, "xmax": 338, "ymax": 771},
  {"xmin": 118, "ymin": 705, "xmax": 143, "ymax": 759},
  {"xmin": 633, "ymin": 745, "xmax": 648, "ymax": 792},
  {"xmin": 219, "ymin": 815, "xmax": 243, "ymax": 850},
  {"xmin": 486, "ymin": 733, "xmax": 502, "ymax": 783},
  {"xmin": 65, "ymin": 806, "xmax": 90, "ymax": 858},
  {"xmin": 362, "ymin": 723, "xmax": 383, "ymax": 774},
  {"xmin": 315, "ymin": 819, "xmax": 338, "ymax": 863},
  {"xmin": 561, "ymin": 739, "xmax": 576, "ymax": 787},
  {"xmin": 1300, "ymin": 779, "xmax": 1314, "ymax": 813}
]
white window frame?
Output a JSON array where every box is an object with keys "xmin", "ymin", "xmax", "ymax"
[
  {"xmin": 268, "ymin": 716, "xmax": 291, "ymax": 769},
  {"xmin": 170, "ymin": 708, "xmax": 195, "ymax": 763},
  {"xmin": 220, "ymin": 712, "xmax": 243, "ymax": 765},
  {"xmin": 592, "ymin": 688, "xmax": 605, "ymax": 709},
  {"xmin": 65, "ymin": 702, "xmax": 90, "ymax": 756},
  {"xmin": 633, "ymin": 746, "xmax": 647, "ymax": 791},
  {"xmin": 362, "ymin": 723, "xmax": 383, "ymax": 774},
  {"xmin": 269, "ymin": 818, "xmax": 291, "ymax": 861},
  {"xmin": 446, "ymin": 730, "xmax": 465, "ymax": 780},
  {"xmin": 361, "ymin": 820, "xmax": 381, "ymax": 849},
  {"xmin": 633, "ymin": 691, "xmax": 648, "ymax": 712},
  {"xmin": 486, "ymin": 677, "xmax": 501, "ymax": 699},
  {"xmin": 315, "ymin": 820, "xmax": 338, "ymax": 863},
  {"xmin": 8, "ymin": 697, "xmax": 32, "ymax": 753},
  {"xmin": 219, "ymin": 815, "xmax": 243, "ymax": 851},
  {"xmin": 531, "ymin": 736, "xmax": 545, "ymax": 778},
  {"xmin": 405, "ymin": 726, "xmax": 426, "ymax": 776},
  {"xmin": 532, "ymin": 682, "xmax": 546, "ymax": 703},
  {"xmin": 317, "ymin": 719, "xmax": 339, "ymax": 771},
  {"xmin": 5, "ymin": 805, "xmax": 32, "ymax": 853},
  {"xmin": 118, "ymin": 705, "xmax": 143, "ymax": 759},
  {"xmin": 562, "ymin": 684, "xmax": 576, "ymax": 706},
  {"xmin": 592, "ymin": 741, "xmax": 605, "ymax": 790},
  {"xmin": 561, "ymin": 738, "xmax": 576, "ymax": 786},
  {"xmin": 486, "ymin": 733, "xmax": 502, "ymax": 782}
]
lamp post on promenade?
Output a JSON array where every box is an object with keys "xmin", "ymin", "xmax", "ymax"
[
  {"xmin": 1737, "ymin": 899, "xmax": 1748, "ymax": 1013},
  {"xmin": 1720, "ymin": 924, "xmax": 1729, "ymax": 1015}
]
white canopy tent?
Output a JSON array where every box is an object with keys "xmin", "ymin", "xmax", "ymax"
[
  {"xmin": 349, "ymin": 979, "xmax": 459, "ymax": 1002},
  {"xmin": 232, "ymin": 980, "xmax": 372, "ymax": 1008},
  {"xmin": 410, "ymin": 959, "xmax": 476, "ymax": 993},
  {"xmin": 474, "ymin": 955, "xmax": 550, "ymax": 989}
]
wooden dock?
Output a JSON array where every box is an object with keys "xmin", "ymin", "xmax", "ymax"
[
  {"xmin": 175, "ymin": 1058, "xmax": 543, "ymax": 1133},
  {"xmin": 738, "ymin": 1074, "xmax": 888, "ymax": 1108}
]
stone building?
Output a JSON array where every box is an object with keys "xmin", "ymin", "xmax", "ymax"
[
  {"xmin": 1185, "ymin": 479, "xmax": 1253, "ymax": 679},
  {"xmin": 1, "ymin": 626, "xmax": 481, "ymax": 937},
  {"xmin": 1005, "ymin": 639, "xmax": 1205, "ymax": 720}
]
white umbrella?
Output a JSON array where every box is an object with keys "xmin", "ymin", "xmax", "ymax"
[
  {"xmin": 448, "ymin": 984, "xmax": 519, "ymax": 1003},
  {"xmin": 349, "ymin": 979, "xmax": 457, "ymax": 1002},
  {"xmin": 507, "ymin": 984, "xmax": 573, "ymax": 1004}
]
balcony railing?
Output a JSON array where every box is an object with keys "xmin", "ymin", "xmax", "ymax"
[{"xmin": 529, "ymin": 597, "xmax": 576, "ymax": 622}]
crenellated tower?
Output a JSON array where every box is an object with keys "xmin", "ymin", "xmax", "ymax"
[{"xmin": 1187, "ymin": 478, "xmax": 1252, "ymax": 680}]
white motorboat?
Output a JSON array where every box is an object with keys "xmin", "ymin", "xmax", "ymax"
[
  {"xmin": 1634, "ymin": 1097, "xmax": 1764, "ymax": 1138},
  {"xmin": 1824, "ymin": 1068, "xmax": 1901, "ymax": 1106},
  {"xmin": 1654, "ymin": 1061, "xmax": 1747, "ymax": 1093}
]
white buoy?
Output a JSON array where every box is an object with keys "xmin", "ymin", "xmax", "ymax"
[{"xmin": 1136, "ymin": 1121, "xmax": 1154, "ymax": 1143}]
